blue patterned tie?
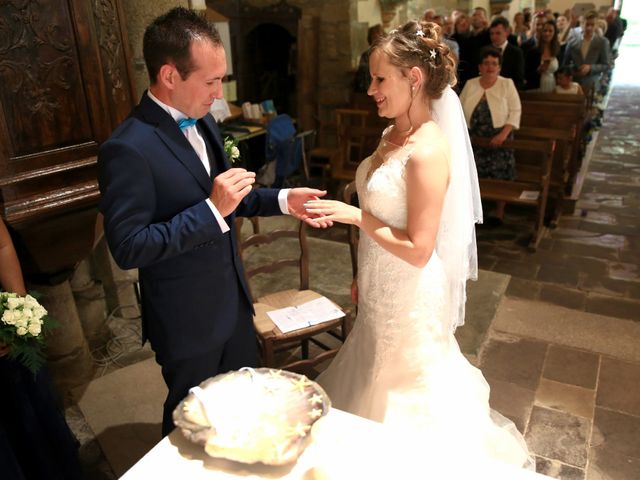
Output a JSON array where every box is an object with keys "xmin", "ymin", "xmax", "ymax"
[{"xmin": 177, "ymin": 117, "xmax": 198, "ymax": 129}]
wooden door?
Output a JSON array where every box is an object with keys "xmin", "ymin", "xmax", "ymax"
[{"xmin": 0, "ymin": 0, "xmax": 135, "ymax": 283}]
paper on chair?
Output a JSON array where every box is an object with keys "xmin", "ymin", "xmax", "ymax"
[
  {"xmin": 519, "ymin": 190, "xmax": 540, "ymax": 201},
  {"xmin": 267, "ymin": 297, "xmax": 345, "ymax": 334}
]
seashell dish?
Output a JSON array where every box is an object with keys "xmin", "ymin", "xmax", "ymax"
[{"xmin": 172, "ymin": 367, "xmax": 331, "ymax": 465}]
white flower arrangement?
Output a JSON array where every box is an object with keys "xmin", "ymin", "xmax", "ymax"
[
  {"xmin": 0, "ymin": 292, "xmax": 56, "ymax": 374},
  {"xmin": 223, "ymin": 136, "xmax": 241, "ymax": 164}
]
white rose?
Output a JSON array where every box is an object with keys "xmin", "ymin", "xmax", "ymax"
[
  {"xmin": 231, "ymin": 146, "xmax": 240, "ymax": 159},
  {"xmin": 15, "ymin": 318, "xmax": 28, "ymax": 328},
  {"xmin": 34, "ymin": 306, "xmax": 47, "ymax": 319},
  {"xmin": 2, "ymin": 310, "xmax": 15, "ymax": 325},
  {"xmin": 24, "ymin": 295, "xmax": 38, "ymax": 308},
  {"xmin": 16, "ymin": 326, "xmax": 27, "ymax": 336},
  {"xmin": 22, "ymin": 308, "xmax": 33, "ymax": 319},
  {"xmin": 7, "ymin": 296, "xmax": 24, "ymax": 309},
  {"xmin": 28, "ymin": 322, "xmax": 41, "ymax": 336}
]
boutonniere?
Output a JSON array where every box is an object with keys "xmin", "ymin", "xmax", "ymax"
[{"xmin": 223, "ymin": 136, "xmax": 240, "ymax": 164}]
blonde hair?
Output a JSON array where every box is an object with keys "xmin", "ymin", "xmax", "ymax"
[{"xmin": 371, "ymin": 20, "xmax": 457, "ymax": 99}]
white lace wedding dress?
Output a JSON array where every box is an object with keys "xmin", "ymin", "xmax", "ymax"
[{"xmin": 316, "ymin": 131, "xmax": 533, "ymax": 470}]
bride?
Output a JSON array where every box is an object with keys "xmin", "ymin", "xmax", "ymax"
[{"xmin": 305, "ymin": 21, "xmax": 533, "ymax": 470}]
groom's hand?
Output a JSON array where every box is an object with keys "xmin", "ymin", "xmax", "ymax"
[
  {"xmin": 210, "ymin": 168, "xmax": 255, "ymax": 217},
  {"xmin": 287, "ymin": 188, "xmax": 333, "ymax": 228}
]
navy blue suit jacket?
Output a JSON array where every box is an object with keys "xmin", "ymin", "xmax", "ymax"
[{"xmin": 98, "ymin": 93, "xmax": 282, "ymax": 363}]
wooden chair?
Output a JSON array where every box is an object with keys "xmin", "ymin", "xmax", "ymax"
[
  {"xmin": 472, "ymin": 137, "xmax": 556, "ymax": 251},
  {"xmin": 235, "ymin": 217, "xmax": 350, "ymax": 376},
  {"xmin": 330, "ymin": 108, "xmax": 383, "ymax": 182}
]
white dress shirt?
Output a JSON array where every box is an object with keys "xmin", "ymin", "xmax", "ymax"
[{"xmin": 147, "ymin": 91, "xmax": 290, "ymax": 234}]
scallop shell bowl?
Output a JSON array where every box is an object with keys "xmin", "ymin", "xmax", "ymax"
[{"xmin": 172, "ymin": 367, "xmax": 331, "ymax": 465}]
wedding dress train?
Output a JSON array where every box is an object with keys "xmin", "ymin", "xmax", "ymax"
[{"xmin": 316, "ymin": 131, "xmax": 533, "ymax": 470}]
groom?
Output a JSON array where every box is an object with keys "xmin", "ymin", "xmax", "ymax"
[{"xmin": 97, "ymin": 7, "xmax": 327, "ymax": 436}]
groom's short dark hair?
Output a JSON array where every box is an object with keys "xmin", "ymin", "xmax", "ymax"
[{"xmin": 143, "ymin": 7, "xmax": 222, "ymax": 84}]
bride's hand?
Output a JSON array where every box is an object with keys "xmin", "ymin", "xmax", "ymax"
[{"xmin": 303, "ymin": 200, "xmax": 362, "ymax": 226}]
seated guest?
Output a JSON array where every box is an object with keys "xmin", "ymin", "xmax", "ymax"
[
  {"xmin": 432, "ymin": 14, "xmax": 459, "ymax": 61},
  {"xmin": 555, "ymin": 66, "xmax": 584, "ymax": 95},
  {"xmin": 512, "ymin": 12, "xmax": 529, "ymax": 46},
  {"xmin": 563, "ymin": 10, "xmax": 612, "ymax": 89},
  {"xmin": 489, "ymin": 16, "xmax": 525, "ymax": 89},
  {"xmin": 460, "ymin": 46, "xmax": 522, "ymax": 223},
  {"xmin": 453, "ymin": 13, "xmax": 476, "ymax": 90},
  {"xmin": 525, "ymin": 19, "xmax": 560, "ymax": 92}
]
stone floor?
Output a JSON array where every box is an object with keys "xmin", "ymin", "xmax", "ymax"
[{"xmin": 65, "ymin": 54, "xmax": 640, "ymax": 480}]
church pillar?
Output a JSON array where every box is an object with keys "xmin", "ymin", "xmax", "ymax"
[
  {"xmin": 92, "ymin": 237, "xmax": 140, "ymax": 320},
  {"xmin": 70, "ymin": 258, "xmax": 110, "ymax": 350},
  {"xmin": 38, "ymin": 281, "xmax": 95, "ymax": 401}
]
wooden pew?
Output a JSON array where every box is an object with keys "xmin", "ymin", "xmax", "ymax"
[
  {"xmin": 472, "ymin": 137, "xmax": 556, "ymax": 251},
  {"xmin": 517, "ymin": 92, "xmax": 589, "ymax": 220},
  {"xmin": 514, "ymin": 126, "xmax": 575, "ymax": 227}
]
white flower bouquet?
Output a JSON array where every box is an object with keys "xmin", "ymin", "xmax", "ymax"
[
  {"xmin": 0, "ymin": 292, "xmax": 56, "ymax": 374},
  {"xmin": 223, "ymin": 136, "xmax": 241, "ymax": 164}
]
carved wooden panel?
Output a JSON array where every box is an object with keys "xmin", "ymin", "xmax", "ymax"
[{"xmin": 0, "ymin": 0, "xmax": 135, "ymax": 282}]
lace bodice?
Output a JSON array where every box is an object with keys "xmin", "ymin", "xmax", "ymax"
[{"xmin": 353, "ymin": 140, "xmax": 450, "ymax": 377}]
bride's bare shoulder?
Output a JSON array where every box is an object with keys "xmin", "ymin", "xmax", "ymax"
[{"xmin": 409, "ymin": 122, "xmax": 450, "ymax": 165}]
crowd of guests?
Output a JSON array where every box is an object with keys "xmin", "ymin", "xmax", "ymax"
[{"xmin": 355, "ymin": 6, "xmax": 623, "ymax": 223}]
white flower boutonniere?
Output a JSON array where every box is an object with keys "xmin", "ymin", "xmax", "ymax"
[{"xmin": 223, "ymin": 136, "xmax": 241, "ymax": 164}]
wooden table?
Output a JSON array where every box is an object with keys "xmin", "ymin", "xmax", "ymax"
[{"xmin": 121, "ymin": 408, "xmax": 553, "ymax": 479}]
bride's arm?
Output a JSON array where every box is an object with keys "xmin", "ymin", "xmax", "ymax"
[{"xmin": 305, "ymin": 146, "xmax": 448, "ymax": 268}]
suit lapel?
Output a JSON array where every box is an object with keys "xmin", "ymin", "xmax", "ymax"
[
  {"xmin": 199, "ymin": 115, "xmax": 231, "ymax": 172},
  {"xmin": 136, "ymin": 93, "xmax": 212, "ymax": 194}
]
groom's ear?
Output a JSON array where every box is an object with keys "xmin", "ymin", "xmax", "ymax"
[{"xmin": 158, "ymin": 64, "xmax": 177, "ymax": 90}]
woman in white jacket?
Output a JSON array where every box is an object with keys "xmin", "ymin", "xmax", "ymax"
[{"xmin": 460, "ymin": 46, "xmax": 521, "ymax": 223}]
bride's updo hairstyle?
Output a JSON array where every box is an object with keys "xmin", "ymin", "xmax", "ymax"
[{"xmin": 372, "ymin": 20, "xmax": 456, "ymax": 99}]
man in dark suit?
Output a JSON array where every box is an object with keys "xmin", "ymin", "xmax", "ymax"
[
  {"xmin": 98, "ymin": 7, "xmax": 328, "ymax": 436},
  {"xmin": 489, "ymin": 17, "xmax": 525, "ymax": 89},
  {"xmin": 563, "ymin": 10, "xmax": 612, "ymax": 89}
]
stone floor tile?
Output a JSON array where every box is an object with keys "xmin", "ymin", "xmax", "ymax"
[
  {"xmin": 535, "ymin": 378, "xmax": 595, "ymax": 419},
  {"xmin": 537, "ymin": 237, "xmax": 555, "ymax": 251},
  {"xmin": 584, "ymin": 293, "xmax": 640, "ymax": 321},
  {"xmin": 597, "ymin": 357, "xmax": 640, "ymax": 416},
  {"xmin": 537, "ymin": 265, "xmax": 580, "ymax": 288},
  {"xmin": 550, "ymin": 240, "xmax": 619, "ymax": 261},
  {"xmin": 567, "ymin": 256, "xmax": 609, "ymax": 277},
  {"xmin": 587, "ymin": 445, "xmax": 640, "ymax": 480},
  {"xmin": 493, "ymin": 259, "xmax": 540, "ymax": 279},
  {"xmin": 578, "ymin": 274, "xmax": 629, "ymax": 298},
  {"xmin": 477, "ymin": 254, "xmax": 498, "ymax": 270},
  {"xmin": 539, "ymin": 284, "xmax": 586, "ymax": 310},
  {"xmin": 505, "ymin": 277, "xmax": 542, "ymax": 300},
  {"xmin": 591, "ymin": 407, "xmax": 640, "ymax": 459},
  {"xmin": 479, "ymin": 336, "xmax": 547, "ymax": 390},
  {"xmin": 525, "ymin": 406, "xmax": 590, "ymax": 468},
  {"xmin": 535, "ymin": 457, "xmax": 585, "ymax": 480},
  {"xmin": 608, "ymin": 261, "xmax": 640, "ymax": 281},
  {"xmin": 542, "ymin": 345, "xmax": 599, "ymax": 389},
  {"xmin": 485, "ymin": 376, "xmax": 535, "ymax": 433}
]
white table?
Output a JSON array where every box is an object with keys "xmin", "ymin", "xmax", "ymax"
[{"xmin": 121, "ymin": 408, "xmax": 552, "ymax": 479}]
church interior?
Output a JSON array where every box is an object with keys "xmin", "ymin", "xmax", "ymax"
[{"xmin": 0, "ymin": 0, "xmax": 638, "ymax": 478}]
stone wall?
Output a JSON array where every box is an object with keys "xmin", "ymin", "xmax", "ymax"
[{"xmin": 121, "ymin": 0, "xmax": 189, "ymax": 99}]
